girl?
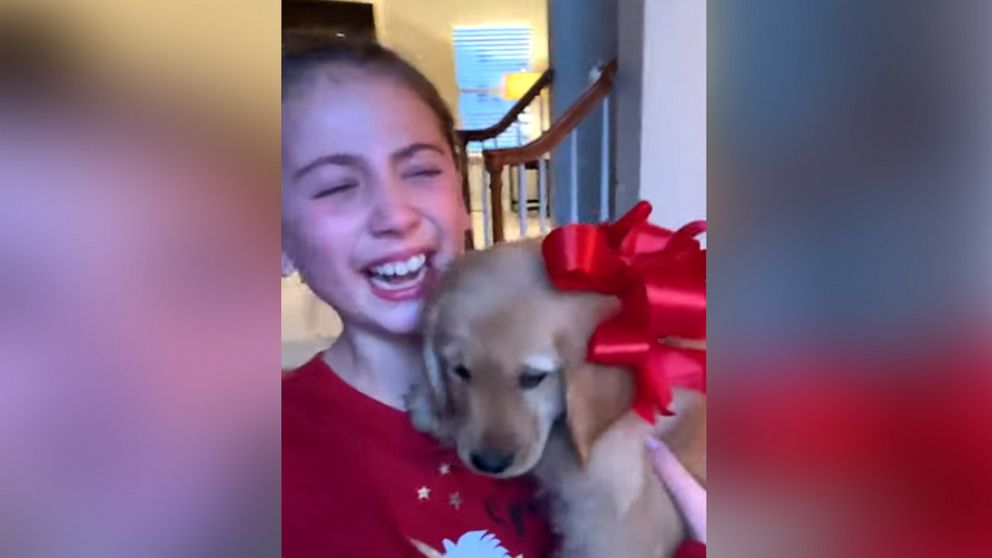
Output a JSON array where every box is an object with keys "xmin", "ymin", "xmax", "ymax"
[
  {"xmin": 281, "ymin": 42, "xmax": 706, "ymax": 558},
  {"xmin": 280, "ymin": 43, "xmax": 555, "ymax": 558}
]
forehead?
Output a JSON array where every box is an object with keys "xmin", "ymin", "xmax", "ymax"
[
  {"xmin": 467, "ymin": 295, "xmax": 566, "ymax": 365},
  {"xmin": 282, "ymin": 69, "xmax": 447, "ymax": 164}
]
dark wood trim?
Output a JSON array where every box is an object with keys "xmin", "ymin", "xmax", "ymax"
[
  {"xmin": 456, "ymin": 68, "xmax": 554, "ymax": 144},
  {"xmin": 457, "ymin": 137, "xmax": 475, "ymax": 250},
  {"xmin": 489, "ymin": 165, "xmax": 505, "ymax": 243},
  {"xmin": 484, "ymin": 60, "xmax": 616, "ymax": 170}
]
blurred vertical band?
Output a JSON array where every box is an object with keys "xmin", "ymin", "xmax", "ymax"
[
  {"xmin": 0, "ymin": 1, "xmax": 280, "ymax": 557},
  {"xmin": 710, "ymin": 0, "xmax": 992, "ymax": 556}
]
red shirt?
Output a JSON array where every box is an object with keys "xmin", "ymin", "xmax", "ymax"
[
  {"xmin": 283, "ymin": 355, "xmax": 556, "ymax": 558},
  {"xmin": 677, "ymin": 540, "xmax": 707, "ymax": 557}
]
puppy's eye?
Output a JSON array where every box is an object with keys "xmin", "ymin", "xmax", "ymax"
[
  {"xmin": 519, "ymin": 372, "xmax": 548, "ymax": 390},
  {"xmin": 451, "ymin": 364, "xmax": 471, "ymax": 381}
]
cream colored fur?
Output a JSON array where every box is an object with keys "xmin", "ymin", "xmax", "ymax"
[
  {"xmin": 534, "ymin": 390, "xmax": 705, "ymax": 558},
  {"xmin": 411, "ymin": 240, "xmax": 706, "ymax": 558}
]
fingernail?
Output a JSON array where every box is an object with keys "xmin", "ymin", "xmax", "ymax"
[{"xmin": 645, "ymin": 436, "xmax": 661, "ymax": 452}]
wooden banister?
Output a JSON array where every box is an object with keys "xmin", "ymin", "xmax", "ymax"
[
  {"xmin": 485, "ymin": 60, "xmax": 616, "ymax": 169},
  {"xmin": 456, "ymin": 68, "xmax": 554, "ymax": 144},
  {"xmin": 456, "ymin": 68, "xmax": 554, "ymax": 250},
  {"xmin": 484, "ymin": 60, "xmax": 617, "ymax": 242}
]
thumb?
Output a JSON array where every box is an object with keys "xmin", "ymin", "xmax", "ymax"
[{"xmin": 646, "ymin": 436, "xmax": 707, "ymax": 542}]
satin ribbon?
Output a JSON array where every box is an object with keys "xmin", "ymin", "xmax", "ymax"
[{"xmin": 542, "ymin": 201, "xmax": 706, "ymax": 421}]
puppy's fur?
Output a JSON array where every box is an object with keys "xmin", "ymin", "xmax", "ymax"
[{"xmin": 408, "ymin": 240, "xmax": 706, "ymax": 558}]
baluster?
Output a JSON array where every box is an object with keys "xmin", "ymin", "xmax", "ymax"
[
  {"xmin": 489, "ymin": 163, "xmax": 505, "ymax": 243},
  {"xmin": 538, "ymin": 157, "xmax": 548, "ymax": 234},
  {"xmin": 600, "ymin": 94, "xmax": 611, "ymax": 222},
  {"xmin": 481, "ymin": 170, "xmax": 492, "ymax": 247},
  {"xmin": 537, "ymin": 92, "xmax": 545, "ymax": 133},
  {"xmin": 482, "ymin": 139, "xmax": 499, "ymax": 247},
  {"xmin": 518, "ymin": 163, "xmax": 527, "ymax": 238},
  {"xmin": 569, "ymin": 131, "xmax": 579, "ymax": 224}
]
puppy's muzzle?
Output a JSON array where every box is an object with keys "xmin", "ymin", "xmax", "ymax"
[{"xmin": 469, "ymin": 449, "xmax": 515, "ymax": 475}]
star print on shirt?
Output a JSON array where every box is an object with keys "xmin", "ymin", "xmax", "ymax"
[
  {"xmin": 417, "ymin": 486, "xmax": 431, "ymax": 501},
  {"xmin": 439, "ymin": 462, "xmax": 451, "ymax": 476},
  {"xmin": 449, "ymin": 492, "xmax": 462, "ymax": 510}
]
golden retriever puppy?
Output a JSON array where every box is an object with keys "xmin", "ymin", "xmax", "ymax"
[{"xmin": 408, "ymin": 240, "xmax": 706, "ymax": 558}]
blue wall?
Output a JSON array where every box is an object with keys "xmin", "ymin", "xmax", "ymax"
[{"xmin": 548, "ymin": 0, "xmax": 618, "ymax": 224}]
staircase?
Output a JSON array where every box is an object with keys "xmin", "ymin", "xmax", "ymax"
[{"xmin": 457, "ymin": 60, "xmax": 618, "ymax": 249}]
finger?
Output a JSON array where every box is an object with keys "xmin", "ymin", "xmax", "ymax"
[
  {"xmin": 648, "ymin": 438, "xmax": 701, "ymax": 498},
  {"xmin": 646, "ymin": 436, "xmax": 707, "ymax": 542}
]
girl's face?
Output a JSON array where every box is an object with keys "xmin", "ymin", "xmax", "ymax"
[{"xmin": 281, "ymin": 71, "xmax": 468, "ymax": 336}]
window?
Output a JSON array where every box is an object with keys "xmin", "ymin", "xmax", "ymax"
[{"xmin": 452, "ymin": 25, "xmax": 533, "ymax": 152}]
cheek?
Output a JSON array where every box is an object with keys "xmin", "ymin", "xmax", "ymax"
[
  {"xmin": 417, "ymin": 179, "xmax": 468, "ymax": 239},
  {"xmin": 513, "ymin": 401, "xmax": 547, "ymax": 449},
  {"xmin": 287, "ymin": 214, "xmax": 362, "ymax": 293},
  {"xmin": 448, "ymin": 383, "xmax": 472, "ymax": 418},
  {"xmin": 530, "ymin": 381, "xmax": 565, "ymax": 426}
]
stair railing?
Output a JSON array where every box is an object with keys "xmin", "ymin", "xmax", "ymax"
[
  {"xmin": 480, "ymin": 60, "xmax": 617, "ymax": 245},
  {"xmin": 455, "ymin": 68, "xmax": 554, "ymax": 250}
]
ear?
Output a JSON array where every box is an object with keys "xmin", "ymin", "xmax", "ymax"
[
  {"xmin": 420, "ymin": 296, "xmax": 450, "ymax": 414},
  {"xmin": 281, "ymin": 249, "xmax": 297, "ymax": 278},
  {"xmin": 557, "ymin": 333, "xmax": 635, "ymax": 466},
  {"xmin": 410, "ymin": 298, "xmax": 457, "ymax": 444}
]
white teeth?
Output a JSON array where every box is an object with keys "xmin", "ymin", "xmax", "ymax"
[
  {"xmin": 408, "ymin": 254, "xmax": 426, "ymax": 272},
  {"xmin": 370, "ymin": 253, "xmax": 428, "ymax": 277},
  {"xmin": 369, "ymin": 265, "xmax": 428, "ymax": 291}
]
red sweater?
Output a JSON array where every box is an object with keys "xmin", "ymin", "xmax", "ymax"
[
  {"xmin": 283, "ymin": 355, "xmax": 705, "ymax": 557},
  {"xmin": 283, "ymin": 355, "xmax": 555, "ymax": 557}
]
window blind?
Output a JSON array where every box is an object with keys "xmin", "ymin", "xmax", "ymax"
[{"xmin": 452, "ymin": 25, "xmax": 533, "ymax": 151}]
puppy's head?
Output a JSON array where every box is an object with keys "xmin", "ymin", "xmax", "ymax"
[{"xmin": 421, "ymin": 241, "xmax": 633, "ymax": 477}]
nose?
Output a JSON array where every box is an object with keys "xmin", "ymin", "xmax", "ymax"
[
  {"xmin": 469, "ymin": 450, "xmax": 515, "ymax": 474},
  {"xmin": 370, "ymin": 178, "xmax": 418, "ymax": 236}
]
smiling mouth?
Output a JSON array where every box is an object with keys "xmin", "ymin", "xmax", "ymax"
[{"xmin": 363, "ymin": 252, "xmax": 433, "ymax": 296}]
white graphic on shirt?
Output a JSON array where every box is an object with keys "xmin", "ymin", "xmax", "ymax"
[
  {"xmin": 417, "ymin": 486, "xmax": 431, "ymax": 500},
  {"xmin": 410, "ymin": 530, "xmax": 523, "ymax": 558}
]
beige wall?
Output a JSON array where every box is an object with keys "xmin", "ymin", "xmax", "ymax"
[
  {"xmin": 360, "ymin": 0, "xmax": 549, "ymax": 125},
  {"xmin": 637, "ymin": 0, "xmax": 707, "ymax": 230}
]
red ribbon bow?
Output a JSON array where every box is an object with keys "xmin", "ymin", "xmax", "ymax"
[{"xmin": 542, "ymin": 201, "xmax": 707, "ymax": 422}]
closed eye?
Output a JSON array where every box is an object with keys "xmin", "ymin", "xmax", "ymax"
[
  {"xmin": 312, "ymin": 182, "xmax": 358, "ymax": 199},
  {"xmin": 403, "ymin": 167, "xmax": 442, "ymax": 180},
  {"xmin": 519, "ymin": 371, "xmax": 549, "ymax": 390}
]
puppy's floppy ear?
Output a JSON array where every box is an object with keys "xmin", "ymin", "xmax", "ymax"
[
  {"xmin": 420, "ymin": 294, "xmax": 450, "ymax": 413},
  {"xmin": 556, "ymin": 332, "xmax": 635, "ymax": 466}
]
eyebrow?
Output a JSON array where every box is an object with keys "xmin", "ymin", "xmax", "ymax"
[
  {"xmin": 291, "ymin": 142, "xmax": 446, "ymax": 182},
  {"xmin": 523, "ymin": 354, "xmax": 561, "ymax": 373},
  {"xmin": 392, "ymin": 142, "xmax": 445, "ymax": 162}
]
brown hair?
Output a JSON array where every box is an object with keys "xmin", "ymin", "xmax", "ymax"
[{"xmin": 282, "ymin": 42, "xmax": 459, "ymax": 161}]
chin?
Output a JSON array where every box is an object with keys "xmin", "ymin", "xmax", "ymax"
[{"xmin": 370, "ymin": 298, "xmax": 425, "ymax": 336}]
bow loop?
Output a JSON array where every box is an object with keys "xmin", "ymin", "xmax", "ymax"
[
  {"xmin": 541, "ymin": 224, "xmax": 627, "ymax": 294},
  {"xmin": 639, "ymin": 268, "xmax": 707, "ymax": 339},
  {"xmin": 543, "ymin": 201, "xmax": 707, "ymax": 422}
]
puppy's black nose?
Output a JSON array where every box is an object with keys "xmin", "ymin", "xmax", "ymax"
[{"xmin": 470, "ymin": 450, "xmax": 514, "ymax": 474}]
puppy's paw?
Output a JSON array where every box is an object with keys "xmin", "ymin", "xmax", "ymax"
[
  {"xmin": 405, "ymin": 383, "xmax": 437, "ymax": 432},
  {"xmin": 405, "ymin": 383, "xmax": 454, "ymax": 446}
]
